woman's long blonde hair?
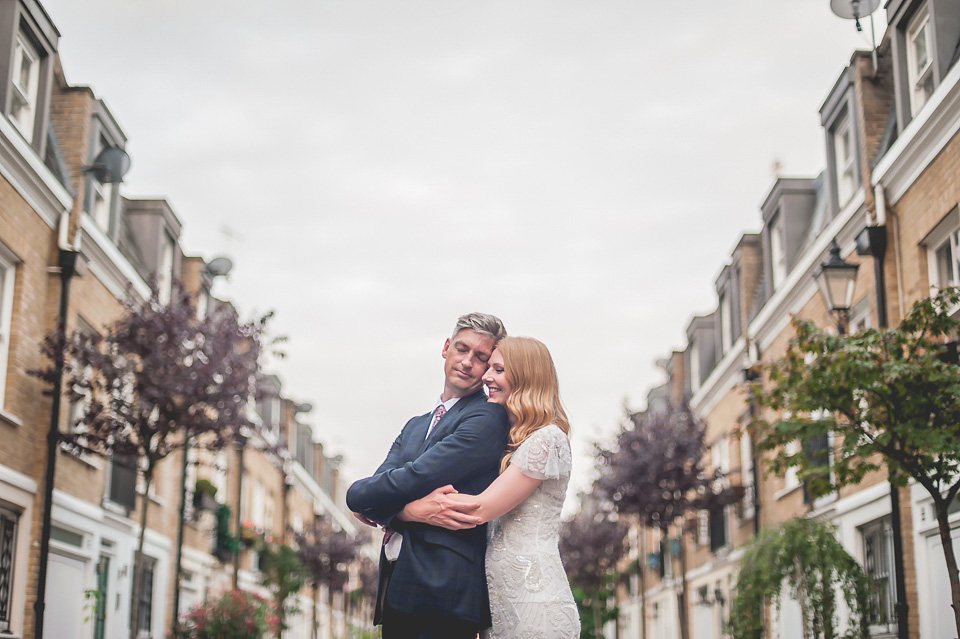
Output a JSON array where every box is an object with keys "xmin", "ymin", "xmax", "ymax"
[{"xmin": 497, "ymin": 336, "xmax": 570, "ymax": 472}]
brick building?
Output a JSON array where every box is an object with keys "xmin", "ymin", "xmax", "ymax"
[
  {"xmin": 617, "ymin": 1, "xmax": 960, "ymax": 637},
  {"xmin": 0, "ymin": 2, "xmax": 368, "ymax": 638}
]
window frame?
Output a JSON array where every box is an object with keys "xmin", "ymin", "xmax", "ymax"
[
  {"xmin": 0, "ymin": 504, "xmax": 20, "ymax": 634},
  {"xmin": 9, "ymin": 31, "xmax": 40, "ymax": 143},
  {"xmin": 860, "ymin": 516, "xmax": 897, "ymax": 633},
  {"xmin": 0, "ymin": 243, "xmax": 20, "ymax": 412},
  {"xmin": 156, "ymin": 234, "xmax": 175, "ymax": 305},
  {"xmin": 905, "ymin": 2, "xmax": 935, "ymax": 115},
  {"xmin": 769, "ymin": 214, "xmax": 786, "ymax": 290},
  {"xmin": 922, "ymin": 207, "xmax": 960, "ymax": 299},
  {"xmin": 136, "ymin": 558, "xmax": 155, "ymax": 636},
  {"xmin": 832, "ymin": 109, "xmax": 856, "ymax": 206}
]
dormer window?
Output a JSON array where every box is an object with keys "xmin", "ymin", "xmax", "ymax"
[
  {"xmin": 157, "ymin": 234, "xmax": 174, "ymax": 304},
  {"xmin": 770, "ymin": 214, "xmax": 786, "ymax": 289},
  {"xmin": 10, "ymin": 32, "xmax": 39, "ymax": 143},
  {"xmin": 689, "ymin": 338, "xmax": 701, "ymax": 394},
  {"xmin": 88, "ymin": 136, "xmax": 115, "ymax": 233},
  {"xmin": 719, "ymin": 292, "xmax": 733, "ymax": 354},
  {"xmin": 906, "ymin": 3, "xmax": 935, "ymax": 114},
  {"xmin": 832, "ymin": 111, "xmax": 856, "ymax": 206}
]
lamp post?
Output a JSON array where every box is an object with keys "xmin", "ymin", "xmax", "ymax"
[
  {"xmin": 36, "ymin": 146, "xmax": 129, "ymax": 639},
  {"xmin": 814, "ymin": 240, "xmax": 860, "ymax": 334}
]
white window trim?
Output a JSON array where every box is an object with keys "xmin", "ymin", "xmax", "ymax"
[
  {"xmin": 719, "ymin": 292, "xmax": 733, "ymax": 355},
  {"xmin": 0, "ymin": 242, "xmax": 21, "ymax": 413},
  {"xmin": 833, "ymin": 110, "xmax": 856, "ymax": 206},
  {"xmin": 9, "ymin": 33, "xmax": 39, "ymax": 143},
  {"xmin": 770, "ymin": 215, "xmax": 786, "ymax": 290},
  {"xmin": 906, "ymin": 2, "xmax": 935, "ymax": 116},
  {"xmin": 689, "ymin": 340, "xmax": 700, "ymax": 394}
]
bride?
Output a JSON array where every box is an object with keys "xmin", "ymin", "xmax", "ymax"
[{"xmin": 400, "ymin": 336, "xmax": 580, "ymax": 638}]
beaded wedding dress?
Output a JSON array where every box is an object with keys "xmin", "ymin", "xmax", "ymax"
[{"xmin": 483, "ymin": 425, "xmax": 580, "ymax": 639}]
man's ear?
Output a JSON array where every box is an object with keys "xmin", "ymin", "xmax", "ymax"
[{"xmin": 441, "ymin": 338, "xmax": 451, "ymax": 359}]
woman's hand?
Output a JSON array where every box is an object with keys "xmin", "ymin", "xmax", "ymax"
[{"xmin": 397, "ymin": 485, "xmax": 483, "ymax": 530}]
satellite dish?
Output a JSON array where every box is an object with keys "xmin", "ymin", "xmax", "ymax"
[
  {"xmin": 295, "ymin": 402, "xmax": 314, "ymax": 413},
  {"xmin": 84, "ymin": 145, "xmax": 131, "ymax": 184},
  {"xmin": 205, "ymin": 256, "xmax": 233, "ymax": 277},
  {"xmin": 830, "ymin": 0, "xmax": 880, "ymax": 31}
]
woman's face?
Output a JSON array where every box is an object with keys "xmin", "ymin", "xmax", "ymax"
[{"xmin": 482, "ymin": 349, "xmax": 512, "ymax": 405}]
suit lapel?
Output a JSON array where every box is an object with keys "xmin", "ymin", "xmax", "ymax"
[{"xmin": 418, "ymin": 391, "xmax": 485, "ymax": 454}]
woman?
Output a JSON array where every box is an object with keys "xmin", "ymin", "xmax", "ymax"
[{"xmin": 404, "ymin": 336, "xmax": 580, "ymax": 639}]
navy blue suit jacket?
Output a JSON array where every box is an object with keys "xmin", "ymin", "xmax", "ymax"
[{"xmin": 346, "ymin": 390, "xmax": 509, "ymax": 626}]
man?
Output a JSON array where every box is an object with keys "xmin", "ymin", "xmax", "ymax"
[{"xmin": 346, "ymin": 313, "xmax": 509, "ymax": 639}]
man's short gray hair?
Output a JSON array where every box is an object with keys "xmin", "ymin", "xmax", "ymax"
[{"xmin": 452, "ymin": 312, "xmax": 507, "ymax": 342}]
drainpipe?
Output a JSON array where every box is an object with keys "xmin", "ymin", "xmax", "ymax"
[
  {"xmin": 857, "ymin": 193, "xmax": 908, "ymax": 639},
  {"xmin": 35, "ymin": 214, "xmax": 81, "ymax": 639}
]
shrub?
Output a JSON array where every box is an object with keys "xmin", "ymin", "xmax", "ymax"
[{"xmin": 172, "ymin": 590, "xmax": 279, "ymax": 639}]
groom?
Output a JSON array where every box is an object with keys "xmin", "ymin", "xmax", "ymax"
[{"xmin": 346, "ymin": 312, "xmax": 509, "ymax": 639}]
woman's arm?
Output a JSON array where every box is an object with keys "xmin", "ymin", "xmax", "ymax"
[{"xmin": 400, "ymin": 465, "xmax": 541, "ymax": 530}]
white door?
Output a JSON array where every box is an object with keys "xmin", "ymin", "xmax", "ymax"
[
  {"xmin": 46, "ymin": 553, "xmax": 87, "ymax": 639},
  {"xmin": 926, "ymin": 530, "xmax": 960, "ymax": 639}
]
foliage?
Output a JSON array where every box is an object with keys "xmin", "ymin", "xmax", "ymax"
[
  {"xmin": 258, "ymin": 542, "xmax": 306, "ymax": 637},
  {"xmin": 31, "ymin": 282, "xmax": 271, "ymax": 635},
  {"xmin": 596, "ymin": 403, "xmax": 743, "ymax": 530},
  {"xmin": 727, "ymin": 518, "xmax": 872, "ymax": 639},
  {"xmin": 751, "ymin": 286, "xmax": 960, "ymax": 634},
  {"xmin": 172, "ymin": 590, "xmax": 279, "ymax": 639},
  {"xmin": 215, "ymin": 504, "xmax": 239, "ymax": 559},
  {"xmin": 560, "ymin": 511, "xmax": 627, "ymax": 639},
  {"xmin": 195, "ymin": 478, "xmax": 218, "ymax": 497},
  {"xmin": 295, "ymin": 518, "xmax": 358, "ymax": 592},
  {"xmin": 354, "ymin": 555, "xmax": 379, "ymax": 601},
  {"xmin": 35, "ymin": 283, "xmax": 268, "ymax": 464}
]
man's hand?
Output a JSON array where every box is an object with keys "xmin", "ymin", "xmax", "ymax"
[
  {"xmin": 353, "ymin": 512, "xmax": 380, "ymax": 528},
  {"xmin": 398, "ymin": 485, "xmax": 482, "ymax": 530}
]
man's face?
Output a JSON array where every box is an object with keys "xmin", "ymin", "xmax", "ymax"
[{"xmin": 441, "ymin": 329, "xmax": 496, "ymax": 399}]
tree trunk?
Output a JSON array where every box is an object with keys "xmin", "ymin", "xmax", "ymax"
[
  {"xmin": 639, "ymin": 532, "xmax": 648, "ymax": 639},
  {"xmin": 794, "ymin": 557, "xmax": 810, "ymax": 639},
  {"xmin": 312, "ymin": 583, "xmax": 318, "ymax": 639},
  {"xmin": 933, "ymin": 499, "xmax": 960, "ymax": 638},
  {"xmin": 129, "ymin": 470, "xmax": 154, "ymax": 637},
  {"xmin": 593, "ymin": 596, "xmax": 602, "ymax": 639},
  {"xmin": 677, "ymin": 531, "xmax": 690, "ymax": 639}
]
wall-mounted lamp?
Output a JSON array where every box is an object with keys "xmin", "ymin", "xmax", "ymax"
[{"xmin": 814, "ymin": 240, "xmax": 860, "ymax": 334}]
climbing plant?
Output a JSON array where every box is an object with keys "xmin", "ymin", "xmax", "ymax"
[{"xmin": 728, "ymin": 517, "xmax": 872, "ymax": 639}]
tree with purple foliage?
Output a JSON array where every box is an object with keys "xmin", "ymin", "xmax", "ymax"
[
  {"xmin": 32, "ymin": 283, "xmax": 271, "ymax": 637},
  {"xmin": 294, "ymin": 518, "xmax": 358, "ymax": 639},
  {"xmin": 559, "ymin": 509, "xmax": 628, "ymax": 639},
  {"xmin": 595, "ymin": 403, "xmax": 743, "ymax": 639}
]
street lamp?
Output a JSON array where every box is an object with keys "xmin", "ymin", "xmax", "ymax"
[{"xmin": 814, "ymin": 240, "xmax": 860, "ymax": 334}]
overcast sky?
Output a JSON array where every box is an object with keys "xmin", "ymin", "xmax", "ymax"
[{"xmin": 42, "ymin": 0, "xmax": 885, "ymax": 500}]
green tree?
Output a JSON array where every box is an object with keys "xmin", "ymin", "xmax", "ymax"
[
  {"xmin": 559, "ymin": 510, "xmax": 627, "ymax": 639},
  {"xmin": 259, "ymin": 542, "xmax": 306, "ymax": 638},
  {"xmin": 751, "ymin": 287, "xmax": 960, "ymax": 635},
  {"xmin": 294, "ymin": 519, "xmax": 358, "ymax": 639},
  {"xmin": 595, "ymin": 402, "xmax": 743, "ymax": 639},
  {"xmin": 728, "ymin": 517, "xmax": 871, "ymax": 639}
]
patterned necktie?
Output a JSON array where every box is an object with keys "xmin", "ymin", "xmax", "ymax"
[{"xmin": 426, "ymin": 404, "xmax": 446, "ymax": 438}]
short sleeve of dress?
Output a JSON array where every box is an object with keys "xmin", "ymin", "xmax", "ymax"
[{"xmin": 509, "ymin": 425, "xmax": 572, "ymax": 480}]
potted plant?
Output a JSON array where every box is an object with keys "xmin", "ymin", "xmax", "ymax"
[
  {"xmin": 214, "ymin": 504, "xmax": 239, "ymax": 562},
  {"xmin": 193, "ymin": 478, "xmax": 219, "ymax": 512}
]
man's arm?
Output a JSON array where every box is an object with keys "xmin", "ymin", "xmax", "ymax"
[{"xmin": 346, "ymin": 402, "xmax": 508, "ymax": 520}]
